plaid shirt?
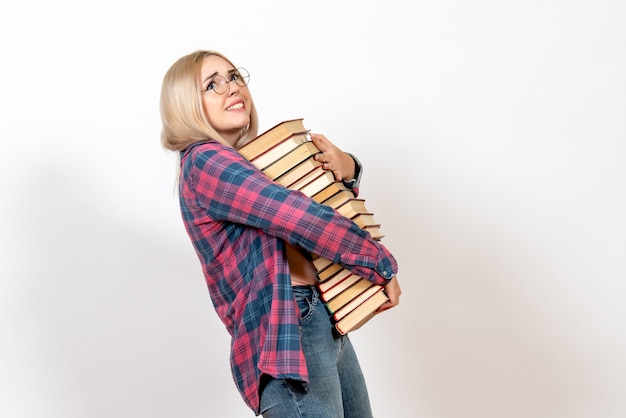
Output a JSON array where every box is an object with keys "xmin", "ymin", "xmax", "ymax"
[{"xmin": 178, "ymin": 140, "xmax": 398, "ymax": 414}]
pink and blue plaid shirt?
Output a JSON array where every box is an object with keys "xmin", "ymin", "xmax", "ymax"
[{"xmin": 178, "ymin": 140, "xmax": 398, "ymax": 413}]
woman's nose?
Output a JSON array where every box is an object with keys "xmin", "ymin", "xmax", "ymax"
[{"xmin": 228, "ymin": 80, "xmax": 239, "ymax": 95}]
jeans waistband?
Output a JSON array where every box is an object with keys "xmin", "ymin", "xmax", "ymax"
[{"xmin": 291, "ymin": 285, "xmax": 318, "ymax": 298}]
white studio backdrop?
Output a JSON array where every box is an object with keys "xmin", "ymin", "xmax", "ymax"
[{"xmin": 1, "ymin": 1, "xmax": 625, "ymax": 417}]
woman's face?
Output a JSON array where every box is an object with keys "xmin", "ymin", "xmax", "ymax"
[{"xmin": 200, "ymin": 55, "xmax": 252, "ymax": 146}]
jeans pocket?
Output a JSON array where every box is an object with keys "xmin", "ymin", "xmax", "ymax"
[{"xmin": 293, "ymin": 286, "xmax": 317, "ymax": 323}]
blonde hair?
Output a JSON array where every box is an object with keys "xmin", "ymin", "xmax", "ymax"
[{"xmin": 160, "ymin": 50, "xmax": 259, "ymax": 151}]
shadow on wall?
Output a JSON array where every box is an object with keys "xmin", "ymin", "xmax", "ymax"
[{"xmin": 14, "ymin": 164, "xmax": 251, "ymax": 418}]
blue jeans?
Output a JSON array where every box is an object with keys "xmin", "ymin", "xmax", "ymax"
[{"xmin": 259, "ymin": 285, "xmax": 374, "ymax": 418}]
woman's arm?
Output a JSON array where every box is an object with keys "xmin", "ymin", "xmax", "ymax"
[{"xmin": 182, "ymin": 141, "xmax": 397, "ymax": 285}]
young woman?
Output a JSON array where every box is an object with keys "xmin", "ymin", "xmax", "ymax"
[{"xmin": 160, "ymin": 50, "xmax": 401, "ymax": 417}]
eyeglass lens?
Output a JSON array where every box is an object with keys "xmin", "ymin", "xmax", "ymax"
[{"xmin": 208, "ymin": 68, "xmax": 249, "ymax": 94}]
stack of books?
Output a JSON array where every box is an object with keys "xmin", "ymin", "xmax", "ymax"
[{"xmin": 238, "ymin": 119, "xmax": 388, "ymax": 335}]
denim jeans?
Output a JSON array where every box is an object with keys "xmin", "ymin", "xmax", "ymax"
[{"xmin": 259, "ymin": 285, "xmax": 374, "ymax": 418}]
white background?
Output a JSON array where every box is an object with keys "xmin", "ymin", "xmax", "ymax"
[{"xmin": 1, "ymin": 1, "xmax": 625, "ymax": 417}]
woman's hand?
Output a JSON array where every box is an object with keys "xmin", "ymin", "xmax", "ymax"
[
  {"xmin": 310, "ymin": 133, "xmax": 356, "ymax": 182},
  {"xmin": 375, "ymin": 276, "xmax": 401, "ymax": 314}
]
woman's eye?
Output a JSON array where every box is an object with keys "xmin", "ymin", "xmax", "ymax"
[
  {"xmin": 206, "ymin": 81, "xmax": 217, "ymax": 91},
  {"xmin": 230, "ymin": 73, "xmax": 240, "ymax": 81}
]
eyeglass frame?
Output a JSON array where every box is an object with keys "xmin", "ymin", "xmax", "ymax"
[{"xmin": 200, "ymin": 67, "xmax": 250, "ymax": 95}]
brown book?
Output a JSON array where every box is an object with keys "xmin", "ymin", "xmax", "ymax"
[
  {"xmin": 318, "ymin": 269, "xmax": 353, "ymax": 293},
  {"xmin": 334, "ymin": 287, "xmax": 388, "ymax": 335},
  {"xmin": 323, "ymin": 190, "xmax": 358, "ymax": 210},
  {"xmin": 317, "ymin": 263, "xmax": 344, "ymax": 283},
  {"xmin": 263, "ymin": 141, "xmax": 319, "ymax": 180},
  {"xmin": 335, "ymin": 198, "xmax": 369, "ymax": 218},
  {"xmin": 320, "ymin": 273, "xmax": 361, "ymax": 302},
  {"xmin": 363, "ymin": 225, "xmax": 384, "ymax": 240},
  {"xmin": 351, "ymin": 213, "xmax": 379, "ymax": 229},
  {"xmin": 312, "ymin": 255, "xmax": 334, "ymax": 272},
  {"xmin": 300, "ymin": 171, "xmax": 336, "ymax": 197},
  {"xmin": 332, "ymin": 282, "xmax": 383, "ymax": 321},
  {"xmin": 238, "ymin": 119, "xmax": 309, "ymax": 166},
  {"xmin": 326, "ymin": 278, "xmax": 374, "ymax": 315},
  {"xmin": 273, "ymin": 154, "xmax": 323, "ymax": 187},
  {"xmin": 249, "ymin": 133, "xmax": 310, "ymax": 171},
  {"xmin": 311, "ymin": 181, "xmax": 351, "ymax": 204},
  {"xmin": 289, "ymin": 165, "xmax": 325, "ymax": 190}
]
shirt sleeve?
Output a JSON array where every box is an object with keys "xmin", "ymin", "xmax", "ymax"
[
  {"xmin": 183, "ymin": 141, "xmax": 397, "ymax": 285},
  {"xmin": 342, "ymin": 153, "xmax": 362, "ymax": 196}
]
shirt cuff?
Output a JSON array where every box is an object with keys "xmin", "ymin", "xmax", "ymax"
[{"xmin": 342, "ymin": 153, "xmax": 362, "ymax": 189}]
